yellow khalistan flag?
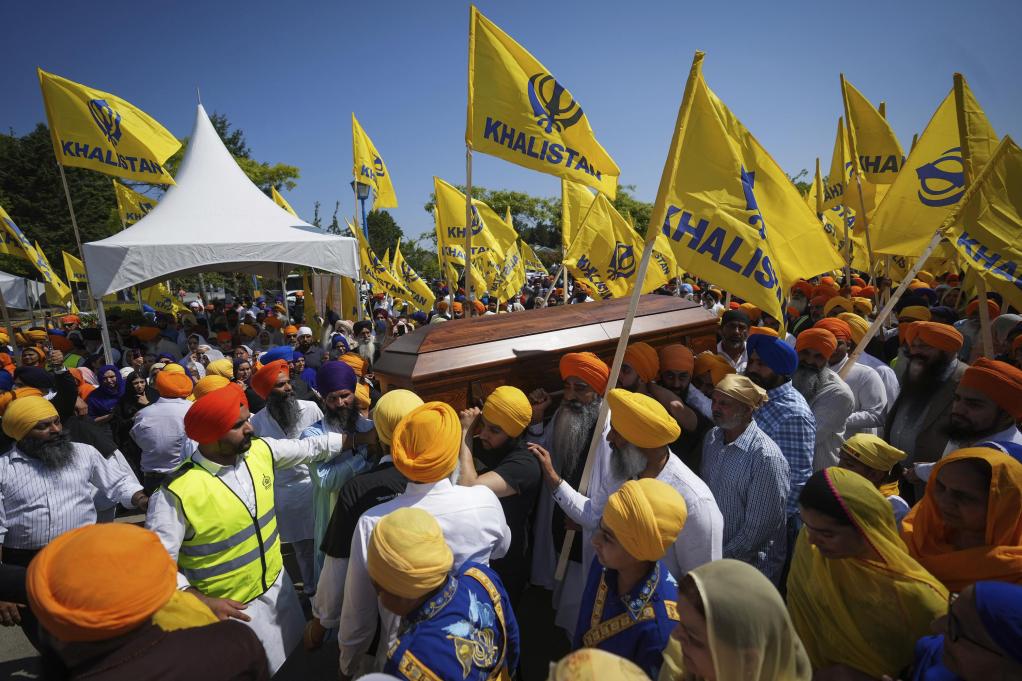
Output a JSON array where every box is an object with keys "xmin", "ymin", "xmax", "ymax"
[
  {"xmin": 520, "ymin": 239, "xmax": 548, "ymax": 275},
  {"xmin": 34, "ymin": 242, "xmax": 72, "ymax": 303},
  {"xmin": 348, "ymin": 222, "xmax": 409, "ymax": 298},
  {"xmin": 492, "ymin": 242, "xmax": 527, "ymax": 302},
  {"xmin": 392, "ymin": 240, "xmax": 436, "ymax": 312},
  {"xmin": 841, "ymin": 76, "xmax": 905, "ymax": 184},
  {"xmin": 648, "ymin": 52, "xmax": 843, "ymax": 322},
  {"xmin": 352, "ymin": 114, "xmax": 397, "ymax": 209},
  {"xmin": 301, "ymin": 274, "xmax": 322, "ymax": 338},
  {"xmin": 271, "ymin": 187, "xmax": 298, "ymax": 217},
  {"xmin": 38, "ymin": 69, "xmax": 180, "ymax": 184},
  {"xmin": 822, "ymin": 118, "xmax": 853, "ymax": 211},
  {"xmin": 467, "ymin": 5, "xmax": 619, "ymax": 198},
  {"xmin": 113, "ymin": 181, "xmax": 157, "ymax": 225},
  {"xmin": 433, "ymin": 177, "xmax": 518, "ymax": 265},
  {"xmin": 872, "ymin": 75, "xmax": 997, "ymax": 257},
  {"xmin": 141, "ymin": 282, "xmax": 186, "ymax": 314},
  {"xmin": 946, "ymin": 135, "xmax": 1022, "ymax": 311},
  {"xmin": 0, "ymin": 204, "xmax": 58, "ymax": 283},
  {"xmin": 564, "ymin": 192, "xmax": 671, "ymax": 299},
  {"xmin": 62, "ymin": 251, "xmax": 89, "ymax": 284}
]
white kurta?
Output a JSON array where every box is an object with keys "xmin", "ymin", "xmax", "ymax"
[
  {"xmin": 833, "ymin": 356, "xmax": 887, "ymax": 437},
  {"xmin": 146, "ymin": 433, "xmax": 343, "ymax": 674},
  {"xmin": 250, "ymin": 400, "xmax": 323, "ymax": 543},
  {"xmin": 859, "ymin": 351, "xmax": 900, "ymax": 411}
]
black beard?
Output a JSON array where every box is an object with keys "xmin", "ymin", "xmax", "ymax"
[
  {"xmin": 324, "ymin": 403, "xmax": 359, "ymax": 432},
  {"xmin": 745, "ymin": 369, "xmax": 783, "ymax": 391},
  {"xmin": 792, "ymin": 364, "xmax": 825, "ymax": 402},
  {"xmin": 901, "ymin": 352, "xmax": 954, "ymax": 401},
  {"xmin": 20, "ymin": 431, "xmax": 75, "ymax": 469},
  {"xmin": 943, "ymin": 416, "xmax": 1005, "ymax": 443},
  {"xmin": 267, "ymin": 391, "xmax": 301, "ymax": 436}
]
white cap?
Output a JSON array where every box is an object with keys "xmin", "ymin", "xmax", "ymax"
[{"xmin": 297, "ymin": 326, "xmax": 313, "ymax": 337}]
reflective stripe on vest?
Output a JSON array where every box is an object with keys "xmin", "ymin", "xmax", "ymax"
[{"xmin": 167, "ymin": 438, "xmax": 283, "ymax": 603}]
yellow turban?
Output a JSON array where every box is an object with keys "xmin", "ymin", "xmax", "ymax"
[
  {"xmin": 851, "ymin": 297, "xmax": 873, "ymax": 316},
  {"xmin": 192, "ymin": 375, "xmax": 231, "ymax": 399},
  {"xmin": 355, "ymin": 383, "xmax": 371, "ymax": 410},
  {"xmin": 713, "ymin": 374, "xmax": 768, "ymax": 409},
  {"xmin": 238, "ymin": 323, "xmax": 259, "ymax": 339},
  {"xmin": 367, "ymin": 508, "xmax": 453, "ymax": 599},
  {"xmin": 162, "ymin": 363, "xmax": 186, "ymax": 375},
  {"xmin": 738, "ymin": 302, "xmax": 762, "ymax": 322},
  {"xmin": 693, "ymin": 351, "xmax": 735, "ymax": 386},
  {"xmin": 607, "ymin": 388, "xmax": 680, "ymax": 449},
  {"xmin": 205, "ymin": 358, "xmax": 234, "ymax": 379},
  {"xmin": 25, "ymin": 329, "xmax": 47, "ymax": 344},
  {"xmin": 837, "ymin": 312, "xmax": 870, "ymax": 346},
  {"xmin": 371, "ymin": 389, "xmax": 424, "ymax": 446},
  {"xmin": 841, "ymin": 433, "xmax": 907, "ymax": 472},
  {"xmin": 26, "ymin": 524, "xmax": 177, "ymax": 642},
  {"xmin": 2, "ymin": 395, "xmax": 58, "ymax": 441},
  {"xmin": 482, "ymin": 386, "xmax": 531, "ymax": 438},
  {"xmin": 391, "ymin": 402, "xmax": 462, "ymax": 482},
  {"xmin": 603, "ymin": 479, "xmax": 688, "ymax": 562},
  {"xmin": 899, "ymin": 305, "xmax": 931, "ymax": 322},
  {"xmin": 916, "ymin": 270, "xmax": 935, "ymax": 286},
  {"xmin": 622, "ymin": 342, "xmax": 659, "ymax": 383},
  {"xmin": 823, "ymin": 296, "xmax": 853, "ymax": 317},
  {"xmin": 546, "ymin": 649, "xmax": 648, "ymax": 681}
]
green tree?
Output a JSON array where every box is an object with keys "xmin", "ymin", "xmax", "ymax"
[{"xmin": 365, "ymin": 209, "xmax": 403, "ymax": 257}]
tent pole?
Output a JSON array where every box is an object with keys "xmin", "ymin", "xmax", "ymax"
[
  {"xmin": 0, "ymin": 284, "xmax": 14, "ymax": 352},
  {"xmin": 95, "ymin": 297, "xmax": 114, "ymax": 365}
]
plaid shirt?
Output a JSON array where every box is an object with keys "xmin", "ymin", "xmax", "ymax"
[{"xmin": 753, "ymin": 381, "xmax": 815, "ymax": 516}]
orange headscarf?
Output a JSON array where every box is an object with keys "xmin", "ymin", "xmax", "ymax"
[
  {"xmin": 901, "ymin": 447, "xmax": 1022, "ymax": 591},
  {"xmin": 559, "ymin": 352, "xmax": 609, "ymax": 393}
]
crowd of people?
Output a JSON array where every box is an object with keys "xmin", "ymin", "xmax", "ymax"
[{"xmin": 0, "ymin": 267, "xmax": 1020, "ymax": 681}]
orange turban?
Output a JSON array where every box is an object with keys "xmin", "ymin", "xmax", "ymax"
[
  {"xmin": 452, "ymin": 302, "xmax": 464, "ymax": 314},
  {"xmin": 796, "ymin": 328, "xmax": 837, "ymax": 358},
  {"xmin": 192, "ymin": 375, "xmax": 231, "ymax": 399},
  {"xmin": 184, "ymin": 382, "xmax": 249, "ymax": 445},
  {"xmin": 814, "ymin": 318, "xmax": 852, "ymax": 342},
  {"xmin": 658, "ymin": 344, "xmax": 694, "ymax": 374},
  {"xmin": 250, "ymin": 359, "xmax": 289, "ymax": 399},
  {"xmin": 623, "ymin": 342, "xmax": 659, "ymax": 383},
  {"xmin": 738, "ymin": 303, "xmax": 762, "ymax": 322},
  {"xmin": 966, "ymin": 298, "xmax": 1000, "ymax": 319},
  {"xmin": 131, "ymin": 327, "xmax": 161, "ymax": 342},
  {"xmin": 898, "ymin": 321, "xmax": 918, "ymax": 345},
  {"xmin": 264, "ymin": 316, "xmax": 283, "ymax": 329},
  {"xmin": 355, "ymin": 383, "xmax": 371, "ymax": 410},
  {"xmin": 26, "ymin": 524, "xmax": 177, "ymax": 642},
  {"xmin": 791, "ymin": 281, "xmax": 814, "ymax": 299},
  {"xmin": 391, "ymin": 401, "xmax": 462, "ymax": 483},
  {"xmin": 559, "ymin": 352, "xmax": 609, "ymax": 393},
  {"xmin": 749, "ymin": 326, "xmax": 779, "ymax": 338},
  {"xmin": 338, "ymin": 353, "xmax": 366, "ymax": 377},
  {"xmin": 283, "ymin": 325, "xmax": 299, "ymax": 336},
  {"xmin": 911, "ymin": 321, "xmax": 964, "ymax": 353},
  {"xmin": 693, "ymin": 351, "xmax": 735, "ymax": 386},
  {"xmin": 959, "ymin": 358, "xmax": 1022, "ymax": 419},
  {"xmin": 48, "ymin": 333, "xmax": 72, "ymax": 353},
  {"xmin": 154, "ymin": 371, "xmax": 193, "ymax": 399},
  {"xmin": 472, "ymin": 300, "xmax": 486, "ymax": 315},
  {"xmin": 61, "ymin": 315, "xmax": 80, "ymax": 325}
]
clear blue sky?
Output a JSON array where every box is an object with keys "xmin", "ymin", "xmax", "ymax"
[{"xmin": 4, "ymin": 0, "xmax": 1020, "ymax": 243}]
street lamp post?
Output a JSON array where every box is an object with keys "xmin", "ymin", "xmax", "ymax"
[{"xmin": 350, "ymin": 180, "xmax": 371, "ymax": 239}]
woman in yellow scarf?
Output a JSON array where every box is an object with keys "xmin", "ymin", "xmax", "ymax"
[
  {"xmin": 659, "ymin": 559, "xmax": 811, "ymax": 681},
  {"xmin": 902, "ymin": 447, "xmax": 1022, "ymax": 592},
  {"xmin": 787, "ymin": 468, "xmax": 948, "ymax": 679}
]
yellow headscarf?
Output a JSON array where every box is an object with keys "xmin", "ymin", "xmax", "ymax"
[
  {"xmin": 787, "ymin": 468, "xmax": 947, "ymax": 678},
  {"xmin": 482, "ymin": 385, "xmax": 532, "ymax": 438},
  {"xmin": 391, "ymin": 401, "xmax": 462, "ymax": 482},
  {"xmin": 548, "ymin": 649, "xmax": 647, "ymax": 680},
  {"xmin": 367, "ymin": 507, "xmax": 453, "ymax": 599},
  {"xmin": 841, "ymin": 434, "xmax": 906, "ymax": 472},
  {"xmin": 607, "ymin": 388, "xmax": 680, "ymax": 449},
  {"xmin": 660, "ymin": 559, "xmax": 812, "ymax": 681},
  {"xmin": 371, "ymin": 389, "xmax": 424, "ymax": 446},
  {"xmin": 602, "ymin": 479, "xmax": 687, "ymax": 562},
  {"xmin": 2, "ymin": 395, "xmax": 58, "ymax": 441}
]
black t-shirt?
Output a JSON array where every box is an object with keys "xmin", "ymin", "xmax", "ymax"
[
  {"xmin": 670, "ymin": 385, "xmax": 713, "ymax": 475},
  {"xmin": 321, "ymin": 460, "xmax": 407, "ymax": 558}
]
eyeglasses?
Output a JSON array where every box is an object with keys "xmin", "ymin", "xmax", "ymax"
[{"xmin": 946, "ymin": 593, "xmax": 1005, "ymax": 657}]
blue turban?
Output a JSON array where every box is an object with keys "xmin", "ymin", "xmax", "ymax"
[
  {"xmin": 261, "ymin": 345, "xmax": 295, "ymax": 364},
  {"xmin": 680, "ymin": 283, "xmax": 693, "ymax": 295},
  {"xmin": 974, "ymin": 580, "xmax": 1022, "ymax": 663},
  {"xmin": 929, "ymin": 305, "xmax": 958, "ymax": 324},
  {"xmin": 411, "ymin": 311, "xmax": 428, "ymax": 324},
  {"xmin": 317, "ymin": 361, "xmax": 356, "ymax": 396},
  {"xmin": 13, "ymin": 366, "xmax": 54, "ymax": 392},
  {"xmin": 331, "ymin": 334, "xmax": 351, "ymax": 352},
  {"xmin": 0, "ymin": 370, "xmax": 13, "ymax": 392},
  {"xmin": 746, "ymin": 334, "xmax": 798, "ymax": 376}
]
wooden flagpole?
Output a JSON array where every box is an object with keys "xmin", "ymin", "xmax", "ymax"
[
  {"xmin": 545, "ymin": 187, "xmax": 600, "ymax": 306},
  {"xmin": 464, "ymin": 146, "xmax": 475, "ymax": 316}
]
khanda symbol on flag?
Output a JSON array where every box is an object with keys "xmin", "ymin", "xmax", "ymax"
[
  {"xmin": 607, "ymin": 243, "xmax": 636, "ymax": 280},
  {"xmin": 88, "ymin": 99, "xmax": 122, "ymax": 146},
  {"xmin": 916, "ymin": 148, "xmax": 965, "ymax": 207},
  {"xmin": 528, "ymin": 74, "xmax": 583, "ymax": 134}
]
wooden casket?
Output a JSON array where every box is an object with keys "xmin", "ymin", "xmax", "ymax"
[{"xmin": 374, "ymin": 295, "xmax": 719, "ymax": 410}]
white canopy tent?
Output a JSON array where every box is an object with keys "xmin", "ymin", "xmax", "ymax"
[
  {"xmin": 0, "ymin": 270, "xmax": 45, "ymax": 310},
  {"xmin": 82, "ymin": 103, "xmax": 360, "ymax": 360}
]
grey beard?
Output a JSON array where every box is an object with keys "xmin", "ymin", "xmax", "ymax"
[
  {"xmin": 357, "ymin": 339, "xmax": 376, "ymax": 365},
  {"xmin": 551, "ymin": 398, "xmax": 601, "ymax": 478},
  {"xmin": 267, "ymin": 391, "xmax": 301, "ymax": 436},
  {"xmin": 20, "ymin": 431, "xmax": 75, "ymax": 469},
  {"xmin": 792, "ymin": 365, "xmax": 825, "ymax": 402},
  {"xmin": 324, "ymin": 404, "xmax": 359, "ymax": 433},
  {"xmin": 610, "ymin": 440, "xmax": 647, "ymax": 480}
]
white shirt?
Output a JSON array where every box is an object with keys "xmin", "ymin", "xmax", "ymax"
[
  {"xmin": 552, "ymin": 451, "xmax": 723, "ymax": 580},
  {"xmin": 808, "ymin": 368, "xmax": 856, "ymax": 470},
  {"xmin": 1, "ymin": 442, "xmax": 141, "ymax": 549},
  {"xmin": 686, "ymin": 384, "xmax": 714, "ymax": 421},
  {"xmin": 337, "ymin": 479, "xmax": 511, "ymax": 675},
  {"xmin": 131, "ymin": 397, "xmax": 194, "ymax": 473},
  {"xmin": 145, "ymin": 433, "xmax": 344, "ymax": 674},
  {"xmin": 832, "ymin": 356, "xmax": 888, "ymax": 437},
  {"xmin": 717, "ymin": 340, "xmax": 748, "ymax": 374},
  {"xmin": 858, "ymin": 351, "xmax": 900, "ymax": 411}
]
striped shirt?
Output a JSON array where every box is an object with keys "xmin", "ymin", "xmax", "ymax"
[
  {"xmin": 753, "ymin": 381, "xmax": 815, "ymax": 517},
  {"xmin": 0, "ymin": 442, "xmax": 141, "ymax": 549},
  {"xmin": 701, "ymin": 422, "xmax": 789, "ymax": 570}
]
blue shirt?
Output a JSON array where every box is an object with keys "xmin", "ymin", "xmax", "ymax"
[
  {"xmin": 753, "ymin": 381, "xmax": 815, "ymax": 516},
  {"xmin": 573, "ymin": 558, "xmax": 679, "ymax": 679},
  {"xmin": 910, "ymin": 635, "xmax": 960, "ymax": 681},
  {"xmin": 385, "ymin": 562, "xmax": 520, "ymax": 681},
  {"xmin": 300, "ymin": 416, "xmax": 372, "ymax": 582}
]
